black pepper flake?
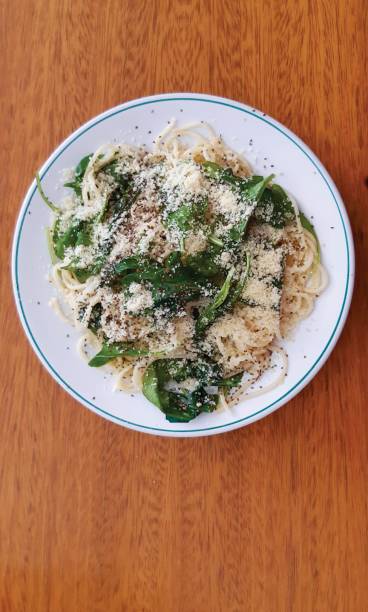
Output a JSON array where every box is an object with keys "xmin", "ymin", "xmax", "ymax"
[
  {"xmin": 330, "ymin": 226, "xmax": 335, "ymax": 229},
  {"xmin": 262, "ymin": 112, "xmax": 266, "ymax": 116},
  {"xmin": 180, "ymin": 109, "xmax": 183, "ymax": 112},
  {"xmin": 37, "ymin": 301, "xmax": 40, "ymax": 305},
  {"xmin": 148, "ymin": 130, "xmax": 152, "ymax": 134},
  {"xmin": 135, "ymin": 125, "xmax": 138, "ymax": 129},
  {"xmin": 270, "ymin": 164, "xmax": 274, "ymax": 168},
  {"xmin": 92, "ymin": 396, "xmax": 96, "ymax": 400},
  {"xmin": 150, "ymin": 109, "xmax": 154, "ymax": 113},
  {"xmin": 28, "ymin": 211, "xmax": 31, "ymax": 215}
]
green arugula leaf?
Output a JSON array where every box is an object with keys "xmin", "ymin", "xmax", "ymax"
[
  {"xmin": 64, "ymin": 154, "xmax": 92, "ymax": 197},
  {"xmin": 202, "ymin": 162, "xmax": 274, "ymax": 247},
  {"xmin": 299, "ymin": 211, "xmax": 320, "ymax": 262},
  {"xmin": 185, "ymin": 248, "xmax": 221, "ymax": 278},
  {"xmin": 202, "ymin": 161, "xmax": 271, "ymax": 203},
  {"xmin": 114, "ymin": 255, "xmax": 153, "ymax": 275},
  {"xmin": 99, "ymin": 175, "xmax": 138, "ymax": 223},
  {"xmin": 142, "ymin": 358, "xmax": 220, "ymax": 422},
  {"xmin": 149, "ymin": 281, "xmax": 203, "ymax": 310},
  {"xmin": 208, "ymin": 235, "xmax": 224, "ymax": 247},
  {"xmin": 165, "ymin": 251, "xmax": 182, "ymax": 269},
  {"xmin": 36, "ymin": 173, "xmax": 59, "ymax": 213},
  {"xmin": 101, "ymin": 160, "xmax": 121, "ymax": 181},
  {"xmin": 142, "ymin": 358, "xmax": 242, "ymax": 422},
  {"xmin": 196, "ymin": 252, "xmax": 251, "ymax": 334},
  {"xmin": 58, "ymin": 181, "xmax": 138, "ymax": 279},
  {"xmin": 75, "ymin": 154, "xmax": 93, "ymax": 180},
  {"xmin": 53, "ymin": 218, "xmax": 93, "ymax": 259},
  {"xmin": 45, "ymin": 226, "xmax": 57, "ymax": 264},
  {"xmin": 88, "ymin": 341, "xmax": 150, "ymax": 367},
  {"xmin": 142, "ymin": 361, "xmax": 164, "ymax": 409},
  {"xmin": 165, "ymin": 198, "xmax": 208, "ymax": 251},
  {"xmin": 108, "ymin": 255, "xmax": 214, "ymax": 311},
  {"xmin": 227, "ymin": 175, "xmax": 275, "ymax": 245},
  {"xmin": 196, "ymin": 267, "xmax": 235, "ymax": 333},
  {"xmin": 202, "ymin": 161, "xmax": 242, "ymax": 187},
  {"xmin": 166, "ymin": 199, "xmax": 207, "ymax": 232},
  {"xmin": 226, "ymin": 252, "xmax": 251, "ymax": 308},
  {"xmin": 240, "ymin": 174, "xmax": 273, "ymax": 201},
  {"xmin": 214, "ymin": 372, "xmax": 243, "ymax": 388},
  {"xmin": 254, "ymin": 183, "xmax": 295, "ymax": 228},
  {"xmin": 87, "ymin": 303, "xmax": 103, "ymax": 334},
  {"xmin": 63, "ymin": 258, "xmax": 104, "ymax": 282}
]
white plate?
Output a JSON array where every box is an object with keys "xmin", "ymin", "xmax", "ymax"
[{"xmin": 11, "ymin": 93, "xmax": 354, "ymax": 437}]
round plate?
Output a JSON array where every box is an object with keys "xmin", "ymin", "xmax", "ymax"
[{"xmin": 11, "ymin": 94, "xmax": 354, "ymax": 437}]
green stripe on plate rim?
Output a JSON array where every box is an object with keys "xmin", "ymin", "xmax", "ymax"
[{"xmin": 14, "ymin": 96, "xmax": 352, "ymax": 433}]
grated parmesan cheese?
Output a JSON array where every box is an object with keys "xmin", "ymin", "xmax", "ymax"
[
  {"xmin": 51, "ymin": 134, "xmax": 309, "ymax": 394},
  {"xmin": 125, "ymin": 283, "xmax": 154, "ymax": 313}
]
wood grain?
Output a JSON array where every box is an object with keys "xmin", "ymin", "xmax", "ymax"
[{"xmin": 1, "ymin": 1, "xmax": 367, "ymax": 610}]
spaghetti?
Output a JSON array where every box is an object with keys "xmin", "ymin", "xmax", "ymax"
[{"xmin": 38, "ymin": 122, "xmax": 326, "ymax": 422}]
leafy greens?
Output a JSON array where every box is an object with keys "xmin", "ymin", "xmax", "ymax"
[
  {"xmin": 142, "ymin": 357, "xmax": 242, "ymax": 422},
  {"xmin": 88, "ymin": 341, "xmax": 151, "ymax": 367},
  {"xmin": 64, "ymin": 154, "xmax": 92, "ymax": 197}
]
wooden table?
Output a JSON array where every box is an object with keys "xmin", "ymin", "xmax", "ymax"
[{"xmin": 1, "ymin": 1, "xmax": 367, "ymax": 610}]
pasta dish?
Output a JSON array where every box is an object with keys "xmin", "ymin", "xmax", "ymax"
[{"xmin": 37, "ymin": 122, "xmax": 327, "ymax": 422}]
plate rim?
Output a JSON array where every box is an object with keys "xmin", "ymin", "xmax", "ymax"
[{"xmin": 11, "ymin": 93, "xmax": 355, "ymax": 437}]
